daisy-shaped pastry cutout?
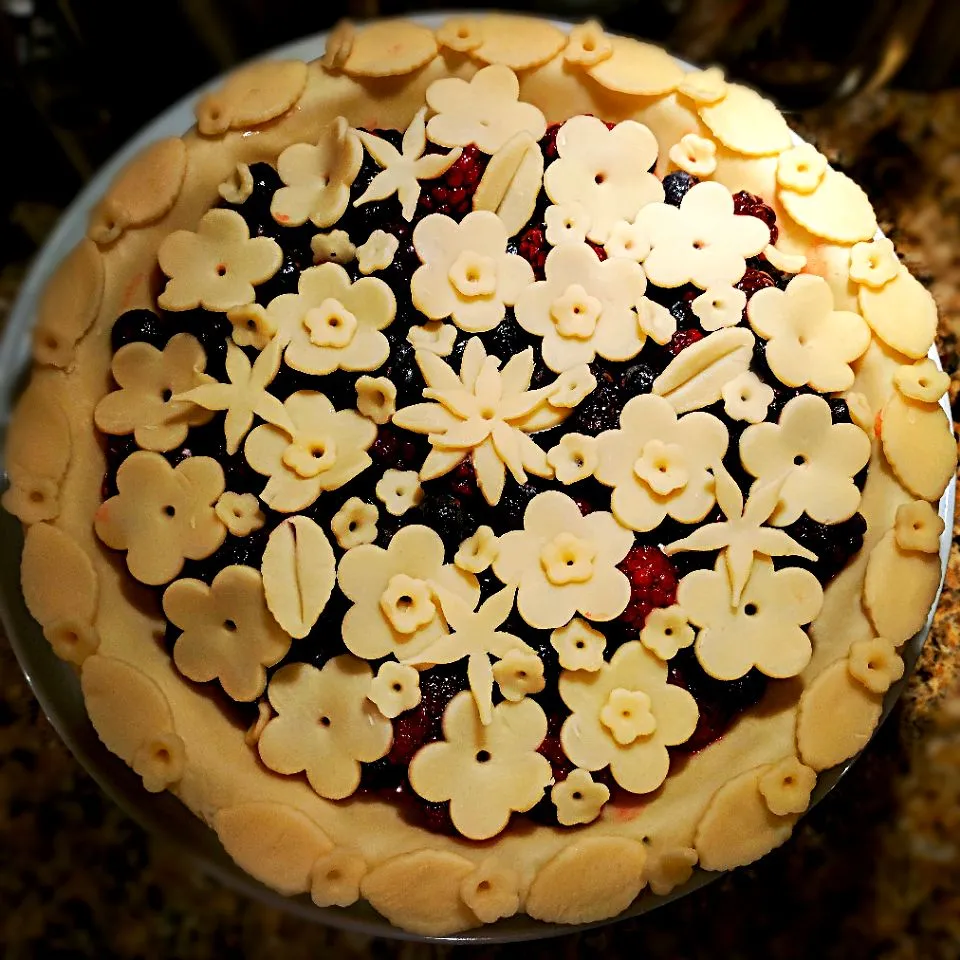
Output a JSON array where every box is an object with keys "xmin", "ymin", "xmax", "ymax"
[
  {"xmin": 408, "ymin": 691, "xmax": 552, "ymax": 840},
  {"xmin": 271, "ymin": 117, "xmax": 363, "ymax": 228},
  {"xmin": 214, "ymin": 491, "xmax": 265, "ymax": 537},
  {"xmin": 664, "ymin": 468, "xmax": 816, "ymax": 605},
  {"xmin": 747, "ymin": 273, "xmax": 871, "ymax": 392},
  {"xmin": 633, "ymin": 181, "xmax": 770, "ymax": 289},
  {"xmin": 244, "ymin": 391, "xmax": 376, "ymax": 512},
  {"xmin": 227, "ymin": 303, "xmax": 276, "ymax": 351},
  {"xmin": 678, "ymin": 556, "xmax": 822, "ymax": 680},
  {"xmin": 492, "ymin": 491, "xmax": 633, "ymax": 630},
  {"xmin": 454, "ymin": 525, "xmax": 499, "ymax": 574},
  {"xmin": 405, "ymin": 584, "xmax": 537, "ymax": 724},
  {"xmin": 559, "ymin": 641, "xmax": 699, "ymax": 794},
  {"xmin": 668, "ymin": 133, "xmax": 717, "ymax": 178},
  {"xmin": 721, "ymin": 371, "xmax": 774, "ymax": 424},
  {"xmin": 368, "ymin": 662, "xmax": 421, "ymax": 718},
  {"xmin": 594, "ymin": 394, "xmax": 729, "ymax": 533},
  {"xmin": 94, "ymin": 333, "xmax": 214, "ymax": 453},
  {"xmin": 514, "ymin": 241, "xmax": 648, "ymax": 373},
  {"xmin": 375, "ymin": 468, "xmax": 423, "ymax": 516},
  {"xmin": 355, "ymin": 229, "xmax": 399, "ymax": 275},
  {"xmin": 544, "ymin": 203, "xmax": 590, "ymax": 247},
  {"xmin": 410, "ymin": 211, "xmax": 533, "ymax": 333},
  {"xmin": 564, "ymin": 20, "xmax": 612, "ymax": 67},
  {"xmin": 354, "ymin": 108, "xmax": 462, "ymax": 220},
  {"xmin": 543, "ymin": 116, "xmax": 663, "ymax": 244},
  {"xmin": 175, "ymin": 340, "xmax": 293, "ymax": 455},
  {"xmin": 739, "ymin": 393, "xmax": 871, "ymax": 527},
  {"xmin": 849, "ymin": 236, "xmax": 899, "ymax": 289},
  {"xmin": 407, "ymin": 320, "xmax": 457, "ymax": 357},
  {"xmin": 550, "ymin": 617, "xmax": 606, "ymax": 672},
  {"xmin": 551, "ymin": 768, "xmax": 610, "ymax": 826},
  {"xmin": 310, "ymin": 229, "xmax": 356, "ymax": 265},
  {"xmin": 392, "ymin": 338, "xmax": 579, "ymax": 505},
  {"xmin": 691, "ymin": 285, "xmax": 746, "ymax": 331},
  {"xmin": 330, "ymin": 497, "xmax": 378, "ymax": 551}
]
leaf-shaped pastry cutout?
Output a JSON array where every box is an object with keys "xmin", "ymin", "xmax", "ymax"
[
  {"xmin": 880, "ymin": 393, "xmax": 956, "ymax": 502},
  {"xmin": 472, "ymin": 132, "xmax": 545, "ymax": 237},
  {"xmin": 261, "ymin": 517, "xmax": 336, "ymax": 638},
  {"xmin": 858, "ymin": 267, "xmax": 938, "ymax": 360},
  {"xmin": 653, "ymin": 327, "xmax": 755, "ymax": 413}
]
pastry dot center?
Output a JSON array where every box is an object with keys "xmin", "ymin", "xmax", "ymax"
[
  {"xmin": 744, "ymin": 602, "xmax": 758, "ymax": 617},
  {"xmin": 476, "ymin": 750, "xmax": 492, "ymax": 764},
  {"xmin": 223, "ymin": 619, "xmax": 237, "ymax": 632}
]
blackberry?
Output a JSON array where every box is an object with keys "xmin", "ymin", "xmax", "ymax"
[
  {"xmin": 420, "ymin": 490, "xmax": 476, "ymax": 553},
  {"xmin": 382, "ymin": 336, "xmax": 423, "ymax": 407},
  {"xmin": 232, "ymin": 162, "xmax": 283, "ymax": 228},
  {"xmin": 782, "ymin": 513, "xmax": 867, "ymax": 584},
  {"xmin": 110, "ymin": 309, "xmax": 170, "ymax": 352},
  {"xmin": 571, "ymin": 379, "xmax": 623, "ymax": 434},
  {"xmin": 483, "ymin": 312, "xmax": 530, "ymax": 362},
  {"xmin": 732, "ymin": 190, "xmax": 778, "ymax": 244},
  {"xmin": 172, "ymin": 310, "xmax": 230, "ymax": 378},
  {"xmin": 255, "ymin": 255, "xmax": 301, "ymax": 305},
  {"xmin": 662, "ymin": 171, "xmax": 698, "ymax": 206},
  {"xmin": 497, "ymin": 481, "xmax": 541, "ymax": 532}
]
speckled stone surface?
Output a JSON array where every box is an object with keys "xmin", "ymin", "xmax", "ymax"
[{"xmin": 2, "ymin": 89, "xmax": 960, "ymax": 960}]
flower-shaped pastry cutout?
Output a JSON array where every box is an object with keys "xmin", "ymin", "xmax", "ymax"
[
  {"xmin": 721, "ymin": 371, "xmax": 773, "ymax": 424},
  {"xmin": 368, "ymin": 662, "xmax": 422, "ymax": 718},
  {"xmin": 176, "ymin": 340, "xmax": 293, "ymax": 455},
  {"xmin": 330, "ymin": 497, "xmax": 378, "ymax": 550},
  {"xmin": 492, "ymin": 649, "xmax": 546, "ymax": 703},
  {"xmin": 375, "ymin": 468, "xmax": 423, "ymax": 516},
  {"xmin": 545, "ymin": 203, "xmax": 591, "ymax": 247},
  {"xmin": 436, "ymin": 16, "xmax": 483, "ymax": 52},
  {"xmin": 544, "ymin": 116, "xmax": 663, "ymax": 244},
  {"xmin": 405, "ymin": 585, "xmax": 535, "ymax": 724},
  {"xmin": 355, "ymin": 375, "xmax": 397, "ymax": 425},
  {"xmin": 668, "ymin": 134, "xmax": 717, "ymax": 178},
  {"xmin": 337, "ymin": 524, "xmax": 480, "ymax": 661},
  {"xmin": 356, "ymin": 229, "xmax": 399, "ymax": 275},
  {"xmin": 411, "ymin": 211, "xmax": 534, "ymax": 333},
  {"xmin": 407, "ymin": 320, "xmax": 457, "ymax": 357},
  {"xmin": 560, "ymin": 641, "xmax": 699, "ymax": 794},
  {"xmin": 564, "ymin": 20, "xmax": 613, "ymax": 67},
  {"xmin": 758, "ymin": 757, "xmax": 817, "ymax": 816},
  {"xmin": 425, "ymin": 65, "xmax": 547, "ymax": 155},
  {"xmin": 633, "ymin": 181, "xmax": 770, "ymax": 289},
  {"xmin": 603, "ymin": 220, "xmax": 651, "ymax": 263},
  {"xmin": 848, "ymin": 637, "xmax": 905, "ymax": 694},
  {"xmin": 547, "ymin": 433, "xmax": 599, "ymax": 485},
  {"xmin": 95, "ymin": 452, "xmax": 226, "ymax": 586},
  {"xmin": 692, "ymin": 285, "xmax": 747, "ymax": 332},
  {"xmin": 258, "ymin": 657, "xmax": 392, "ymax": 800},
  {"xmin": 894, "ymin": 357, "xmax": 950, "ymax": 404},
  {"xmin": 163, "ymin": 565, "xmax": 291, "ymax": 701},
  {"xmin": 94, "ymin": 333, "xmax": 214, "ymax": 452},
  {"xmin": 640, "ymin": 605, "xmax": 694, "ymax": 660},
  {"xmin": 460, "ymin": 860, "xmax": 521, "ymax": 924},
  {"xmin": 408, "ymin": 691, "xmax": 552, "ymax": 840},
  {"xmin": 665, "ymin": 468, "xmax": 816, "ymax": 605},
  {"xmin": 739, "ymin": 393, "xmax": 871, "ymax": 526},
  {"xmin": 158, "ymin": 209, "xmax": 282, "ymax": 312},
  {"xmin": 551, "ymin": 618, "xmax": 606, "ymax": 672},
  {"xmin": 594, "ymin": 394, "xmax": 728, "ymax": 533},
  {"xmin": 678, "ymin": 556, "xmax": 823, "ymax": 680},
  {"xmin": 228, "ymin": 303, "xmax": 276, "ymax": 351},
  {"xmin": 311, "ymin": 230, "xmax": 357, "ymax": 265},
  {"xmin": 514, "ymin": 241, "xmax": 648, "ymax": 372},
  {"xmin": 392, "ymin": 338, "xmax": 573, "ymax": 505},
  {"xmin": 776, "ymin": 144, "xmax": 827, "ymax": 195},
  {"xmin": 747, "ymin": 274, "xmax": 871, "ymax": 392},
  {"xmin": 894, "ymin": 500, "xmax": 944, "ymax": 554},
  {"xmin": 551, "ymin": 768, "xmax": 610, "ymax": 826},
  {"xmin": 646, "ymin": 847, "xmax": 699, "ymax": 897},
  {"xmin": 677, "ymin": 66, "xmax": 727, "ymax": 104},
  {"xmin": 455, "ymin": 525, "xmax": 499, "ymax": 574},
  {"xmin": 271, "ymin": 117, "xmax": 363, "ymax": 228},
  {"xmin": 133, "ymin": 731, "xmax": 185, "ymax": 794},
  {"xmin": 311, "ymin": 850, "xmax": 367, "ymax": 909},
  {"xmin": 355, "ymin": 109, "xmax": 462, "ymax": 220},
  {"xmin": 492, "ymin": 491, "xmax": 633, "ymax": 630},
  {"xmin": 215, "ymin": 491, "xmax": 265, "ymax": 537},
  {"xmin": 849, "ymin": 236, "xmax": 898, "ymax": 289},
  {"xmin": 266, "ymin": 263, "xmax": 395, "ymax": 376},
  {"xmin": 219, "ymin": 162, "xmax": 253, "ymax": 204},
  {"xmin": 245, "ymin": 391, "xmax": 376, "ymax": 513}
]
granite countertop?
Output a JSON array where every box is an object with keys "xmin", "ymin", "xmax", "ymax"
[{"xmin": 2, "ymin": 89, "xmax": 959, "ymax": 960}]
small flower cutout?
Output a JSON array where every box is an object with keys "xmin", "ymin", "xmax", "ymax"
[
  {"xmin": 436, "ymin": 17, "xmax": 483, "ymax": 52},
  {"xmin": 776, "ymin": 144, "xmax": 827, "ymax": 195},
  {"xmin": 544, "ymin": 116, "xmax": 663, "ymax": 244},
  {"xmin": 163, "ymin": 564, "xmax": 291, "ymax": 701},
  {"xmin": 271, "ymin": 117, "xmax": 363, "ymax": 228},
  {"xmin": 368, "ymin": 662, "xmax": 422, "ymax": 718},
  {"xmin": 550, "ymin": 618, "xmax": 606, "ymax": 672},
  {"xmin": 601, "ymin": 687, "xmax": 657, "ymax": 744},
  {"xmin": 228, "ymin": 303, "xmax": 276, "ymax": 350},
  {"xmin": 547, "ymin": 433, "xmax": 599, "ymax": 485},
  {"xmin": 133, "ymin": 732, "xmax": 185, "ymax": 794},
  {"xmin": 848, "ymin": 637, "xmax": 905, "ymax": 694},
  {"xmin": 375, "ymin": 469, "xmax": 423, "ymax": 516},
  {"xmin": 564, "ymin": 20, "xmax": 612, "ymax": 67},
  {"xmin": 311, "ymin": 850, "xmax": 367, "ymax": 909},
  {"xmin": 668, "ymin": 134, "xmax": 717, "ymax": 178},
  {"xmin": 411, "ymin": 211, "xmax": 534, "ymax": 333},
  {"xmin": 460, "ymin": 860, "xmax": 521, "ymax": 924},
  {"xmin": 492, "ymin": 649, "xmax": 546, "ymax": 702},
  {"xmin": 158, "ymin": 209, "xmax": 282, "ymax": 313},
  {"xmin": 355, "ymin": 108, "xmax": 462, "ymax": 220},
  {"xmin": 330, "ymin": 497, "xmax": 378, "ymax": 550},
  {"xmin": 603, "ymin": 219, "xmax": 651, "ymax": 263},
  {"xmin": 544, "ymin": 203, "xmax": 590, "ymax": 247},
  {"xmin": 849, "ymin": 236, "xmax": 899, "ymax": 289},
  {"xmin": 426, "ymin": 65, "xmax": 547, "ymax": 155},
  {"xmin": 355, "ymin": 375, "xmax": 397, "ymax": 425},
  {"xmin": 758, "ymin": 757, "xmax": 817, "ymax": 816},
  {"xmin": 94, "ymin": 333, "xmax": 214, "ymax": 452},
  {"xmin": 894, "ymin": 500, "xmax": 944, "ymax": 554},
  {"xmin": 894, "ymin": 357, "xmax": 950, "ymax": 404},
  {"xmin": 640, "ymin": 605, "xmax": 694, "ymax": 660},
  {"xmin": 311, "ymin": 230, "xmax": 357, "ymax": 265},
  {"xmin": 455, "ymin": 525, "xmax": 499, "ymax": 574},
  {"xmin": 551, "ymin": 769, "xmax": 610, "ymax": 826},
  {"xmin": 407, "ymin": 320, "xmax": 457, "ymax": 357},
  {"xmin": 356, "ymin": 229, "xmax": 398, "ymax": 275},
  {"xmin": 692, "ymin": 285, "xmax": 746, "ymax": 331},
  {"xmin": 721, "ymin": 371, "xmax": 773, "ymax": 424},
  {"xmin": 215, "ymin": 491, "xmax": 265, "ymax": 537}
]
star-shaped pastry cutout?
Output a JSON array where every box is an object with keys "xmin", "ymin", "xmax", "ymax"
[
  {"xmin": 354, "ymin": 108, "xmax": 462, "ymax": 220},
  {"xmin": 664, "ymin": 467, "xmax": 816, "ymax": 605},
  {"xmin": 176, "ymin": 339, "xmax": 293, "ymax": 454}
]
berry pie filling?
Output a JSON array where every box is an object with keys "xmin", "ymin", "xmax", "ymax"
[{"xmin": 92, "ymin": 75, "xmax": 882, "ymax": 842}]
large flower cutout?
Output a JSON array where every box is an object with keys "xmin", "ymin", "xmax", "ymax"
[
  {"xmin": 664, "ymin": 468, "xmax": 816, "ymax": 605},
  {"xmin": 632, "ymin": 181, "xmax": 770, "ymax": 289},
  {"xmin": 265, "ymin": 263, "xmax": 395, "ymax": 376},
  {"xmin": 94, "ymin": 452, "xmax": 226, "ymax": 586},
  {"xmin": 337, "ymin": 525, "xmax": 480, "ymax": 661},
  {"xmin": 270, "ymin": 117, "xmax": 363, "ymax": 228},
  {"xmin": 677, "ymin": 556, "xmax": 823, "ymax": 680},
  {"xmin": 543, "ymin": 116, "xmax": 663, "ymax": 243},
  {"xmin": 244, "ymin": 391, "xmax": 376, "ymax": 512},
  {"xmin": 157, "ymin": 209, "xmax": 282, "ymax": 312},
  {"xmin": 175, "ymin": 340, "xmax": 293, "ymax": 455},
  {"xmin": 355, "ymin": 108, "xmax": 462, "ymax": 220},
  {"xmin": 492, "ymin": 490, "xmax": 633, "ymax": 630},
  {"xmin": 405, "ymin": 584, "xmax": 537, "ymax": 725},
  {"xmin": 739, "ymin": 393, "xmax": 871, "ymax": 527},
  {"xmin": 407, "ymin": 691, "xmax": 552, "ymax": 840},
  {"xmin": 410, "ymin": 211, "xmax": 533, "ymax": 333},
  {"xmin": 392, "ymin": 338, "xmax": 586, "ymax": 505},
  {"xmin": 425, "ymin": 65, "xmax": 547, "ymax": 155},
  {"xmin": 258, "ymin": 657, "xmax": 393, "ymax": 800},
  {"xmin": 514, "ymin": 241, "xmax": 648, "ymax": 372},
  {"xmin": 94, "ymin": 333, "xmax": 214, "ymax": 452},
  {"xmin": 747, "ymin": 273, "xmax": 871, "ymax": 392},
  {"xmin": 162, "ymin": 565, "xmax": 291, "ymax": 702},
  {"xmin": 559, "ymin": 641, "xmax": 699, "ymax": 794},
  {"xmin": 594, "ymin": 394, "xmax": 729, "ymax": 533}
]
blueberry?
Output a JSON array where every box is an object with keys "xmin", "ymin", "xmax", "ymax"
[
  {"xmin": 620, "ymin": 362, "xmax": 657, "ymax": 397},
  {"xmin": 383, "ymin": 337, "xmax": 423, "ymax": 407},
  {"xmin": 420, "ymin": 491, "xmax": 476, "ymax": 553},
  {"xmin": 829, "ymin": 397, "xmax": 852, "ymax": 424},
  {"xmin": 662, "ymin": 171, "xmax": 698, "ymax": 207},
  {"xmin": 570, "ymin": 380, "xmax": 623, "ymax": 435},
  {"xmin": 496, "ymin": 481, "xmax": 541, "ymax": 532},
  {"xmin": 255, "ymin": 256, "xmax": 301, "ymax": 305},
  {"xmin": 110, "ymin": 309, "xmax": 171, "ymax": 352}
]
